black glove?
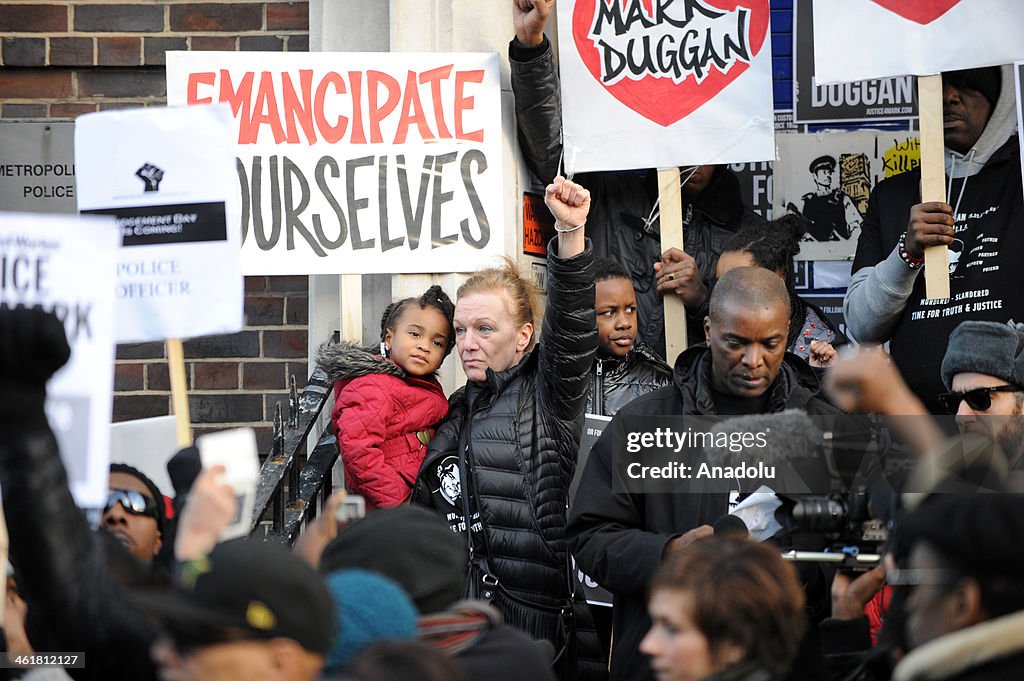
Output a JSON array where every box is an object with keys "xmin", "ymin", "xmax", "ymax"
[{"xmin": 0, "ymin": 305, "xmax": 71, "ymax": 430}]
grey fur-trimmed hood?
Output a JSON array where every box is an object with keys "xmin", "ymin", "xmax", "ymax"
[{"xmin": 316, "ymin": 341, "xmax": 405, "ymax": 383}]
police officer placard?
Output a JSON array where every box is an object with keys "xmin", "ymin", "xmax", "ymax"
[{"xmin": 75, "ymin": 104, "xmax": 242, "ymax": 343}]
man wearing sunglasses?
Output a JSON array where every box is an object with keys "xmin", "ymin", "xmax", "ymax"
[
  {"xmin": 104, "ymin": 463, "xmax": 165, "ymax": 564},
  {"xmin": 939, "ymin": 321, "xmax": 1024, "ymax": 469}
]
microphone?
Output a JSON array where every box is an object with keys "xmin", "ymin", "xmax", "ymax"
[
  {"xmin": 700, "ymin": 411, "xmax": 834, "ymax": 496},
  {"xmin": 702, "ymin": 410, "xmax": 825, "ymax": 467}
]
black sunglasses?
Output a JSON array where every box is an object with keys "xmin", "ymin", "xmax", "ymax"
[
  {"xmin": 105, "ymin": 489, "xmax": 159, "ymax": 519},
  {"xmin": 937, "ymin": 385, "xmax": 1020, "ymax": 414}
]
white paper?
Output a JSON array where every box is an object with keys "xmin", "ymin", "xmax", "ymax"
[
  {"xmin": 730, "ymin": 485, "xmax": 783, "ymax": 542},
  {"xmin": 813, "ymin": 0, "xmax": 1024, "ymax": 83},
  {"xmin": 0, "ymin": 212, "xmax": 119, "ymax": 507},
  {"xmin": 74, "ymin": 104, "xmax": 243, "ymax": 343},
  {"xmin": 166, "ymin": 51, "xmax": 506, "ymax": 275},
  {"xmin": 110, "ymin": 415, "xmax": 179, "ymax": 498},
  {"xmin": 196, "ymin": 428, "xmax": 260, "ymax": 541},
  {"xmin": 555, "ymin": 0, "xmax": 776, "ymax": 173}
]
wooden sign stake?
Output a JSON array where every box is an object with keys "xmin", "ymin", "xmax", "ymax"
[
  {"xmin": 658, "ymin": 168, "xmax": 688, "ymax": 362},
  {"xmin": 167, "ymin": 338, "xmax": 192, "ymax": 447},
  {"xmin": 918, "ymin": 74, "xmax": 950, "ymax": 301},
  {"xmin": 340, "ymin": 273, "xmax": 363, "ymax": 346}
]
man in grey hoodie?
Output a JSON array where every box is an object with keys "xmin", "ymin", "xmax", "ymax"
[{"xmin": 844, "ymin": 65, "xmax": 1023, "ymax": 414}]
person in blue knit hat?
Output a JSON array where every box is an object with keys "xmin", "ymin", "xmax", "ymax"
[{"xmin": 324, "ymin": 569, "xmax": 418, "ymax": 674}]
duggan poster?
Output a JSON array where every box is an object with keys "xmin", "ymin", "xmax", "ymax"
[
  {"xmin": 793, "ymin": 0, "xmax": 916, "ymax": 123},
  {"xmin": 555, "ymin": 0, "xmax": 775, "ymax": 173},
  {"xmin": 165, "ymin": 52, "xmax": 505, "ymax": 276},
  {"xmin": 813, "ymin": 0, "xmax": 1024, "ymax": 83}
]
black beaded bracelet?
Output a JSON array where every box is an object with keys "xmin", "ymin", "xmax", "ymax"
[{"xmin": 898, "ymin": 233, "xmax": 924, "ymax": 269}]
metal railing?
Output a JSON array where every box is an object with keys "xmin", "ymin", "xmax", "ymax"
[{"xmin": 249, "ymin": 366, "xmax": 337, "ymax": 544}]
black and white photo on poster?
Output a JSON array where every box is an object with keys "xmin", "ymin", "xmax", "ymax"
[
  {"xmin": 775, "ymin": 130, "xmax": 921, "ymax": 260},
  {"xmin": 793, "ymin": 0, "xmax": 917, "ymax": 124}
]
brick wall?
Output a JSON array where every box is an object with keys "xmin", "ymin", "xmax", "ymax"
[{"xmin": 0, "ymin": 1, "xmax": 311, "ymax": 453}]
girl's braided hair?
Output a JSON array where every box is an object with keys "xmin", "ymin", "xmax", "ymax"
[{"xmin": 379, "ymin": 285, "xmax": 456, "ymax": 357}]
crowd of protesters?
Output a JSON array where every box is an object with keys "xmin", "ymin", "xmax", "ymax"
[{"xmin": 2, "ymin": 1, "xmax": 1024, "ymax": 680}]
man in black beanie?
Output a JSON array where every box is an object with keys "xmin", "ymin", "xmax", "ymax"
[
  {"xmin": 939, "ymin": 321, "xmax": 1024, "ymax": 469},
  {"xmin": 845, "ymin": 64, "xmax": 1024, "ymax": 415}
]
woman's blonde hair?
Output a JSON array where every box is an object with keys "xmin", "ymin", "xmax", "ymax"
[{"xmin": 457, "ymin": 257, "xmax": 542, "ymax": 351}]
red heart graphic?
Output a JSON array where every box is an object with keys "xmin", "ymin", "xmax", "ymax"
[
  {"xmin": 572, "ymin": 0, "xmax": 769, "ymax": 127},
  {"xmin": 869, "ymin": 0, "xmax": 960, "ymax": 24}
]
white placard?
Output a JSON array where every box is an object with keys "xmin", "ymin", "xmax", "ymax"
[
  {"xmin": 165, "ymin": 51, "xmax": 505, "ymax": 275},
  {"xmin": 1016, "ymin": 62, "xmax": 1024, "ymax": 200},
  {"xmin": 75, "ymin": 104, "xmax": 243, "ymax": 343},
  {"xmin": 0, "ymin": 212, "xmax": 118, "ymax": 507},
  {"xmin": 110, "ymin": 415, "xmax": 178, "ymax": 498},
  {"xmin": 555, "ymin": 0, "xmax": 775, "ymax": 173},
  {"xmin": 196, "ymin": 427, "xmax": 260, "ymax": 541},
  {"xmin": 813, "ymin": 0, "xmax": 1024, "ymax": 83}
]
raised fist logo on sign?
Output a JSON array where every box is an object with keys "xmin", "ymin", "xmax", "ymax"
[{"xmin": 135, "ymin": 163, "xmax": 164, "ymax": 192}]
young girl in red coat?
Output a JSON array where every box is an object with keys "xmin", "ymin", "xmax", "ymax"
[{"xmin": 318, "ymin": 285, "xmax": 455, "ymax": 509}]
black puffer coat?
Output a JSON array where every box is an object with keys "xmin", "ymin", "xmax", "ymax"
[
  {"xmin": 586, "ymin": 342, "xmax": 672, "ymax": 416},
  {"xmin": 568, "ymin": 345, "xmax": 839, "ymax": 681},
  {"xmin": 411, "ymin": 242, "xmax": 604, "ymax": 680},
  {"xmin": 510, "ymin": 37, "xmax": 766, "ymax": 359}
]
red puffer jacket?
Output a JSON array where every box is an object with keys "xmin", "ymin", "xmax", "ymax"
[{"xmin": 319, "ymin": 342, "xmax": 448, "ymax": 509}]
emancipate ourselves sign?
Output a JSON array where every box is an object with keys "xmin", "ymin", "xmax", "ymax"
[{"xmin": 166, "ymin": 51, "xmax": 505, "ymax": 275}]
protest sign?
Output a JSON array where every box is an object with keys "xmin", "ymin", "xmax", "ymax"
[
  {"xmin": 1017, "ymin": 62, "xmax": 1024, "ymax": 199},
  {"xmin": 812, "ymin": 0, "xmax": 1024, "ymax": 83},
  {"xmin": 570, "ymin": 414, "xmax": 613, "ymax": 607},
  {"xmin": 110, "ymin": 415, "xmax": 178, "ymax": 498},
  {"xmin": 197, "ymin": 427, "xmax": 260, "ymax": 541},
  {"xmin": 165, "ymin": 51, "xmax": 505, "ymax": 275},
  {"xmin": 774, "ymin": 130, "xmax": 920, "ymax": 259},
  {"xmin": 793, "ymin": 0, "xmax": 916, "ymax": 123},
  {"xmin": 0, "ymin": 212, "xmax": 118, "ymax": 507},
  {"xmin": 729, "ymin": 160, "xmax": 773, "ymax": 219},
  {"xmin": 554, "ymin": 0, "xmax": 775, "ymax": 173},
  {"xmin": 75, "ymin": 105, "xmax": 243, "ymax": 344}
]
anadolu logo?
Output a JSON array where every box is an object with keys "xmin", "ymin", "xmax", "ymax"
[
  {"xmin": 573, "ymin": 0, "xmax": 769, "ymax": 127},
  {"xmin": 135, "ymin": 162, "xmax": 165, "ymax": 192},
  {"xmin": 869, "ymin": 0, "xmax": 960, "ymax": 25}
]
